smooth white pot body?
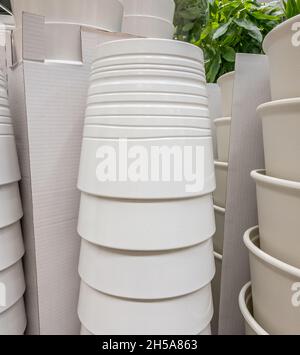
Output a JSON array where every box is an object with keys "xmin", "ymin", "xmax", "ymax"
[
  {"xmin": 217, "ymin": 72, "xmax": 235, "ymax": 117},
  {"xmin": 244, "ymin": 226, "xmax": 300, "ymax": 335},
  {"xmin": 213, "ymin": 161, "xmax": 228, "ymax": 208},
  {"xmin": 0, "ymin": 184, "xmax": 23, "ymax": 229},
  {"xmin": 239, "ymin": 282, "xmax": 268, "ymax": 336},
  {"xmin": 258, "ymin": 98, "xmax": 300, "ymax": 182},
  {"xmin": 78, "ymin": 281, "xmax": 213, "ymax": 335},
  {"xmin": 252, "ymin": 170, "xmax": 300, "ymax": 269},
  {"xmin": 0, "ymin": 297, "xmax": 26, "ymax": 335},
  {"xmin": 263, "ymin": 15, "xmax": 300, "ymax": 100},
  {"xmin": 0, "ymin": 261, "xmax": 26, "ymax": 314},
  {"xmin": 84, "ymin": 115, "xmax": 212, "ymax": 130},
  {"xmin": 0, "ymin": 222, "xmax": 24, "ymax": 271},
  {"xmin": 11, "ymin": 0, "xmax": 123, "ymax": 31},
  {"xmin": 213, "ymin": 206, "xmax": 225, "ymax": 255},
  {"xmin": 123, "ymin": 0, "xmax": 175, "ymax": 22},
  {"xmin": 78, "ymin": 192, "xmax": 215, "ymax": 251},
  {"xmin": 79, "ymin": 237, "xmax": 215, "ymax": 299},
  {"xmin": 122, "ymin": 15, "xmax": 174, "ymax": 39},
  {"xmin": 78, "ymin": 137, "xmax": 215, "ymax": 200},
  {"xmin": 0, "ymin": 135, "xmax": 21, "ymax": 186},
  {"xmin": 214, "ymin": 117, "xmax": 231, "ymax": 162}
]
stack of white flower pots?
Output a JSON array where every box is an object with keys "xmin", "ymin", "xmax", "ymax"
[
  {"xmin": 241, "ymin": 14, "xmax": 300, "ymax": 335},
  {"xmin": 211, "ymin": 71, "xmax": 235, "ymax": 324},
  {"xmin": 122, "ymin": 0, "xmax": 175, "ymax": 39},
  {"xmin": 0, "ymin": 71, "xmax": 27, "ymax": 335},
  {"xmin": 77, "ymin": 38, "xmax": 216, "ymax": 335}
]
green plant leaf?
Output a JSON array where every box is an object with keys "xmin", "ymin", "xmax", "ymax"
[
  {"xmin": 212, "ymin": 19, "xmax": 232, "ymax": 39},
  {"xmin": 221, "ymin": 46, "xmax": 236, "ymax": 62},
  {"xmin": 206, "ymin": 54, "xmax": 221, "ymax": 83},
  {"xmin": 183, "ymin": 22, "xmax": 195, "ymax": 31},
  {"xmin": 234, "ymin": 18, "xmax": 263, "ymax": 42}
]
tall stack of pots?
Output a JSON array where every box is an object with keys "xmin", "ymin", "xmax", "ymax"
[
  {"xmin": 0, "ymin": 71, "xmax": 27, "ymax": 335},
  {"xmin": 211, "ymin": 71, "xmax": 235, "ymax": 327},
  {"xmin": 240, "ymin": 14, "xmax": 300, "ymax": 335},
  {"xmin": 122, "ymin": 0, "xmax": 175, "ymax": 39},
  {"xmin": 77, "ymin": 38, "xmax": 216, "ymax": 335}
]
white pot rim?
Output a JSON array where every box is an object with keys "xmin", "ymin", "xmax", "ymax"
[
  {"xmin": 95, "ymin": 38, "xmax": 204, "ymax": 63},
  {"xmin": 263, "ymin": 14, "xmax": 300, "ymax": 53},
  {"xmin": 257, "ymin": 97, "xmax": 300, "ymax": 116},
  {"xmin": 238, "ymin": 282, "xmax": 269, "ymax": 335},
  {"xmin": 244, "ymin": 226, "xmax": 300, "ymax": 279},
  {"xmin": 217, "ymin": 71, "xmax": 235, "ymax": 86},
  {"xmin": 214, "ymin": 205, "xmax": 226, "ymax": 214},
  {"xmin": 213, "ymin": 251, "xmax": 223, "ymax": 261},
  {"xmin": 214, "ymin": 161, "xmax": 229, "ymax": 169},
  {"xmin": 214, "ymin": 117, "xmax": 231, "ymax": 125},
  {"xmin": 251, "ymin": 169, "xmax": 300, "ymax": 191},
  {"xmin": 123, "ymin": 14, "xmax": 174, "ymax": 26}
]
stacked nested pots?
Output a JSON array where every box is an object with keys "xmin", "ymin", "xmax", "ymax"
[
  {"xmin": 77, "ymin": 38, "xmax": 216, "ymax": 335},
  {"xmin": 211, "ymin": 71, "xmax": 235, "ymax": 322},
  {"xmin": 122, "ymin": 0, "xmax": 175, "ymax": 39},
  {"xmin": 0, "ymin": 71, "xmax": 27, "ymax": 335},
  {"xmin": 11, "ymin": 0, "xmax": 124, "ymax": 62},
  {"xmin": 241, "ymin": 14, "xmax": 300, "ymax": 335}
]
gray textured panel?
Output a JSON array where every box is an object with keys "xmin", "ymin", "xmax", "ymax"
[{"xmin": 218, "ymin": 54, "xmax": 270, "ymax": 335}]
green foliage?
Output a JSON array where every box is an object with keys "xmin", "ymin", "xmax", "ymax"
[
  {"xmin": 174, "ymin": 0, "xmax": 209, "ymax": 42},
  {"xmin": 283, "ymin": 0, "xmax": 300, "ymax": 18},
  {"xmin": 189, "ymin": 0, "xmax": 284, "ymax": 83}
]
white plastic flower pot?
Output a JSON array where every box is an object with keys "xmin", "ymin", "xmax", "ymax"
[
  {"xmin": 11, "ymin": 0, "xmax": 123, "ymax": 31},
  {"xmin": 0, "ymin": 261, "xmax": 26, "ymax": 315},
  {"xmin": 257, "ymin": 98, "xmax": 300, "ymax": 181},
  {"xmin": 0, "ymin": 136, "xmax": 21, "ymax": 186},
  {"xmin": 78, "ymin": 281, "xmax": 213, "ymax": 335},
  {"xmin": 217, "ymin": 72, "xmax": 235, "ymax": 117},
  {"xmin": 213, "ymin": 161, "xmax": 228, "ymax": 208},
  {"xmin": 0, "ymin": 222, "xmax": 24, "ymax": 271},
  {"xmin": 86, "ymin": 103, "xmax": 210, "ymax": 120},
  {"xmin": 213, "ymin": 206, "xmax": 225, "ymax": 255},
  {"xmin": 244, "ymin": 226, "xmax": 300, "ymax": 335},
  {"xmin": 83, "ymin": 125, "xmax": 211, "ymax": 139},
  {"xmin": 123, "ymin": 0, "xmax": 175, "ymax": 22},
  {"xmin": 78, "ymin": 137, "xmax": 215, "ymax": 200},
  {"xmin": 252, "ymin": 170, "xmax": 300, "ymax": 269},
  {"xmin": 239, "ymin": 282, "xmax": 268, "ymax": 336},
  {"xmin": 84, "ymin": 115, "xmax": 212, "ymax": 130},
  {"xmin": 78, "ymin": 237, "xmax": 215, "ymax": 300},
  {"xmin": 122, "ymin": 15, "xmax": 174, "ymax": 39},
  {"xmin": 263, "ymin": 15, "xmax": 300, "ymax": 100},
  {"xmin": 0, "ymin": 297, "xmax": 26, "ymax": 335},
  {"xmin": 0, "ymin": 184, "xmax": 23, "ymax": 229},
  {"xmin": 78, "ymin": 192, "xmax": 215, "ymax": 251},
  {"xmin": 212, "ymin": 251, "xmax": 222, "ymax": 331},
  {"xmin": 93, "ymin": 38, "xmax": 204, "ymax": 66},
  {"xmin": 214, "ymin": 117, "xmax": 231, "ymax": 163}
]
